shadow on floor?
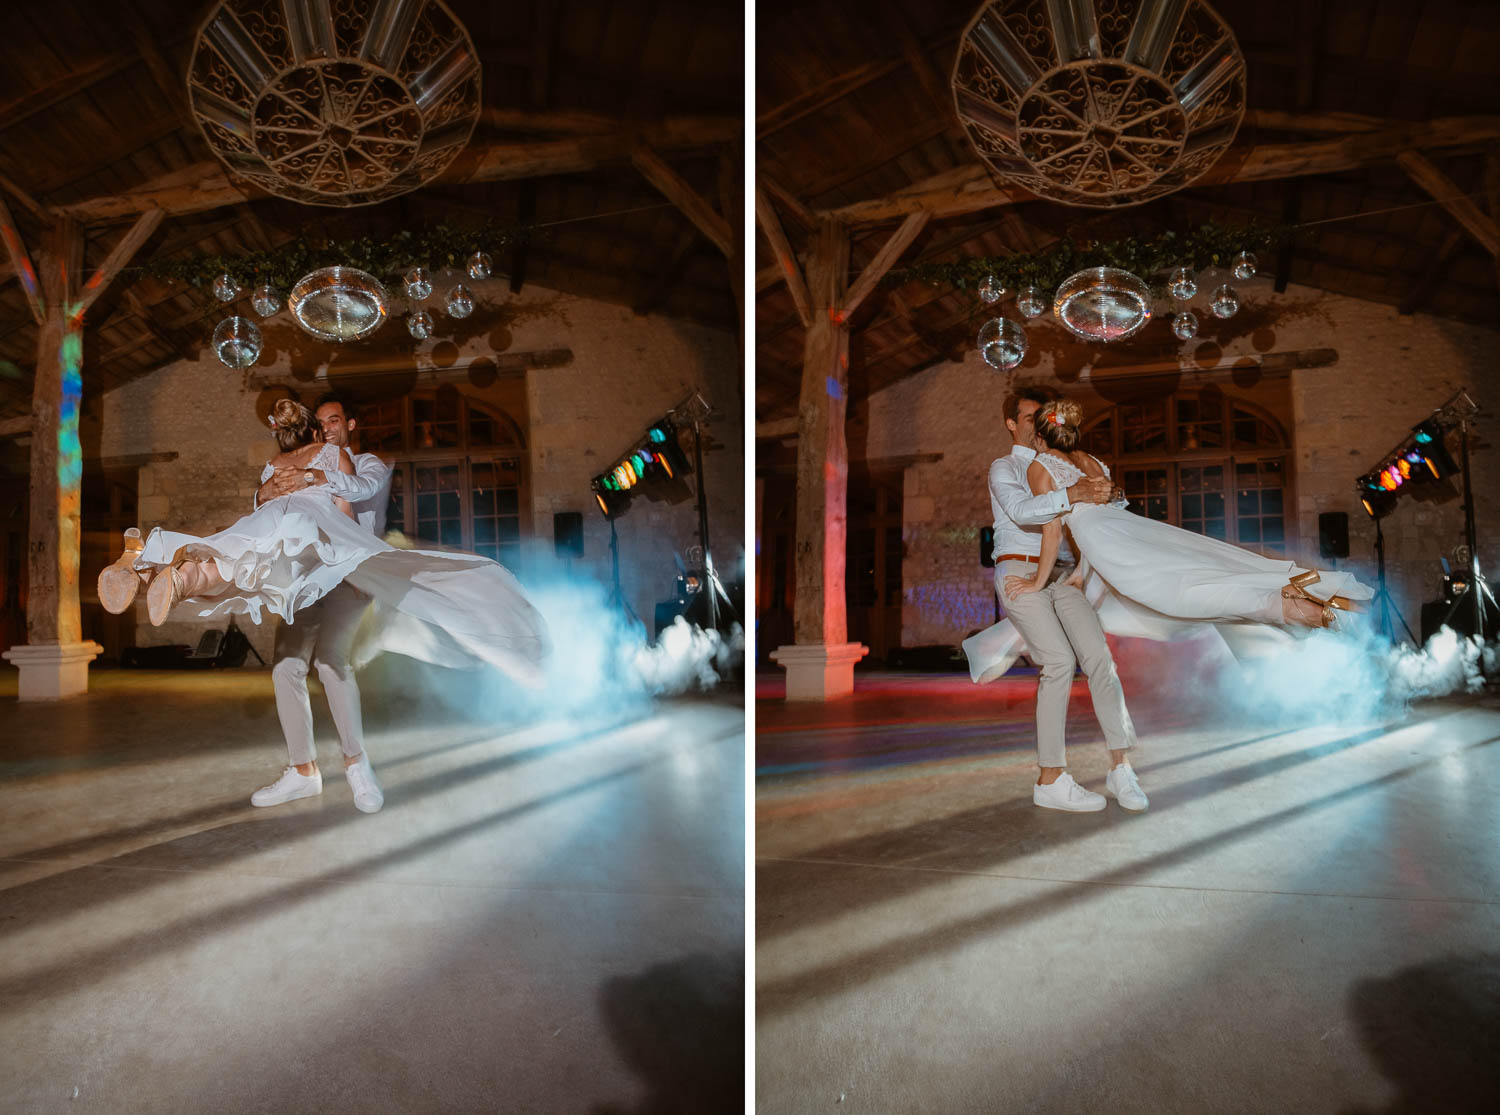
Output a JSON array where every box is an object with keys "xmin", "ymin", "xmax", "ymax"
[
  {"xmin": 595, "ymin": 952, "xmax": 745, "ymax": 1115},
  {"xmin": 1344, "ymin": 952, "xmax": 1500, "ymax": 1114}
]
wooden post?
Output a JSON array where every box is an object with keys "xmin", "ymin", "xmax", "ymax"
[{"xmin": 770, "ymin": 218, "xmax": 868, "ymax": 697}]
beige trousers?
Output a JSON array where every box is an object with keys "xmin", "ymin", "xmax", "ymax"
[
  {"xmin": 271, "ymin": 582, "xmax": 370, "ymax": 767},
  {"xmin": 997, "ymin": 560, "xmax": 1136, "ymax": 768}
]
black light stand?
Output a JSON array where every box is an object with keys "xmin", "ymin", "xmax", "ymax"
[
  {"xmin": 681, "ymin": 412, "xmax": 738, "ymax": 636},
  {"xmin": 607, "ymin": 518, "xmax": 640, "ymax": 627},
  {"xmin": 1439, "ymin": 410, "xmax": 1498, "ymax": 670},
  {"xmin": 1370, "ymin": 517, "xmax": 1417, "ymax": 646}
]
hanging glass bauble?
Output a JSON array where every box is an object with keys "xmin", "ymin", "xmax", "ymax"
[
  {"xmin": 407, "ymin": 309, "xmax": 434, "ymax": 339},
  {"xmin": 466, "ymin": 251, "xmax": 492, "ymax": 281},
  {"xmin": 977, "ymin": 273, "xmax": 1006, "ymax": 305},
  {"xmin": 1168, "ymin": 267, "xmax": 1197, "ymax": 302},
  {"xmin": 288, "ymin": 266, "xmax": 390, "ymax": 342},
  {"xmin": 978, "ymin": 317, "xmax": 1027, "ymax": 371},
  {"xmin": 1210, "ymin": 284, "xmax": 1240, "ymax": 319},
  {"xmin": 212, "ymin": 316, "xmax": 261, "ymax": 369},
  {"xmin": 1172, "ymin": 311, "xmax": 1199, "ymax": 340},
  {"xmin": 1052, "ymin": 267, "xmax": 1153, "ymax": 343},
  {"xmin": 1231, "ymin": 251, "xmax": 1258, "ymax": 281},
  {"xmin": 445, "ymin": 284, "xmax": 474, "ymax": 319},
  {"xmin": 404, "ymin": 267, "xmax": 433, "ymax": 301},
  {"xmin": 212, "ymin": 273, "xmax": 240, "ymax": 303},
  {"xmin": 1015, "ymin": 285, "xmax": 1046, "ymax": 319},
  {"xmin": 250, "ymin": 284, "xmax": 281, "ymax": 317}
]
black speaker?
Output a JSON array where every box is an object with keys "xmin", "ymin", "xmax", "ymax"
[
  {"xmin": 979, "ymin": 525, "xmax": 995, "ymax": 568},
  {"xmin": 1318, "ymin": 511, "xmax": 1349, "ymax": 560},
  {"xmin": 554, "ymin": 512, "xmax": 584, "ymax": 559}
]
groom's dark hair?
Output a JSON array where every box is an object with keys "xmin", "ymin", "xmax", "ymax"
[
  {"xmin": 314, "ymin": 392, "xmax": 356, "ymax": 422},
  {"xmin": 1002, "ymin": 384, "xmax": 1061, "ymax": 423}
]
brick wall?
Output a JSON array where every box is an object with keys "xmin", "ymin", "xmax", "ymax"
[
  {"xmin": 94, "ymin": 281, "xmax": 742, "ymax": 661},
  {"xmin": 854, "ymin": 280, "xmax": 1499, "ymax": 649}
]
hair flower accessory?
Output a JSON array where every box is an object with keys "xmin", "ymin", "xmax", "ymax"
[
  {"xmin": 267, "ymin": 415, "xmax": 278, "ymax": 429},
  {"xmin": 1050, "ymin": 411, "xmax": 1065, "ymax": 425}
]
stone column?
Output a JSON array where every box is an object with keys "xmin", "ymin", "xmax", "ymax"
[{"xmin": 770, "ymin": 218, "xmax": 867, "ymax": 699}]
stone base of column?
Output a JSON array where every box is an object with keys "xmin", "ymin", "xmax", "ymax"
[
  {"xmin": 2, "ymin": 641, "xmax": 104, "ymax": 700},
  {"xmin": 769, "ymin": 642, "xmax": 869, "ymax": 701}
]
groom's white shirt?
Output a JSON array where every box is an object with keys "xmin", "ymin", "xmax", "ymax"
[
  {"xmin": 988, "ymin": 445, "xmax": 1075, "ymax": 563},
  {"xmin": 256, "ymin": 452, "xmax": 392, "ymax": 535}
]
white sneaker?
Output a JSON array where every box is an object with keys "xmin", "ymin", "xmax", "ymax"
[
  {"xmin": 345, "ymin": 754, "xmax": 384, "ymax": 814},
  {"xmin": 251, "ymin": 766, "xmax": 322, "ymax": 807},
  {"xmin": 1105, "ymin": 761, "xmax": 1149, "ymax": 812},
  {"xmin": 1032, "ymin": 771, "xmax": 1106, "ymax": 812}
]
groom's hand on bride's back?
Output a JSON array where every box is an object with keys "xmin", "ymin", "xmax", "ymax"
[{"xmin": 1067, "ymin": 477, "xmax": 1112, "ymax": 505}]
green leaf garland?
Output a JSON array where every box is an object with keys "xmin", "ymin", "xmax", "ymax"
[
  {"xmin": 895, "ymin": 221, "xmax": 1293, "ymax": 300},
  {"xmin": 139, "ymin": 220, "xmax": 537, "ymax": 295}
]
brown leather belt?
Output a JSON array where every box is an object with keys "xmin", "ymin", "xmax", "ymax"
[{"xmin": 996, "ymin": 553, "xmax": 1040, "ymax": 564}]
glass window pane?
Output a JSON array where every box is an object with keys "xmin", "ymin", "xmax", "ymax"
[
  {"xmin": 474, "ymin": 518, "xmax": 496, "ymax": 544},
  {"xmin": 439, "ymin": 490, "xmax": 460, "ymax": 518},
  {"xmin": 1262, "ymin": 489, "xmax": 1283, "ymax": 515},
  {"xmin": 1205, "ymin": 519, "xmax": 1227, "ymax": 540},
  {"xmin": 468, "ymin": 410, "xmax": 495, "ymax": 446},
  {"xmin": 496, "ymin": 488, "xmax": 518, "ymax": 515},
  {"xmin": 1262, "ymin": 519, "xmax": 1285, "ymax": 544},
  {"xmin": 417, "ymin": 493, "xmax": 437, "ymax": 518},
  {"xmin": 497, "ymin": 518, "xmax": 520, "ymax": 543},
  {"xmin": 1182, "ymin": 494, "xmax": 1202, "ymax": 518},
  {"xmin": 1205, "ymin": 492, "xmax": 1224, "ymax": 517},
  {"xmin": 1202, "ymin": 466, "xmax": 1224, "ymax": 490},
  {"xmin": 440, "ymin": 521, "xmax": 462, "ymax": 548},
  {"xmin": 1180, "ymin": 466, "xmax": 1201, "ymax": 490},
  {"xmin": 1146, "ymin": 497, "xmax": 1168, "ymax": 521},
  {"xmin": 1239, "ymin": 518, "xmax": 1261, "ymax": 542},
  {"xmin": 1237, "ymin": 490, "xmax": 1260, "ymax": 516}
]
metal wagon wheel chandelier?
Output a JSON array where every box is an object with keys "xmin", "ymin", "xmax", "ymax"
[
  {"xmin": 952, "ymin": 0, "xmax": 1246, "ymax": 209},
  {"xmin": 188, "ymin": 0, "xmax": 482, "ymax": 208}
]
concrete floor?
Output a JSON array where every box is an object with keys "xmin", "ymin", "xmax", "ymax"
[
  {"xmin": 756, "ymin": 670, "xmax": 1500, "ymax": 1115},
  {"xmin": 0, "ymin": 666, "xmax": 744, "ymax": 1114}
]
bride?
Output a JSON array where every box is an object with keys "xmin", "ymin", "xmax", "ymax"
[
  {"xmin": 964, "ymin": 398, "xmax": 1373, "ymax": 684},
  {"xmin": 98, "ymin": 397, "xmax": 549, "ymax": 685}
]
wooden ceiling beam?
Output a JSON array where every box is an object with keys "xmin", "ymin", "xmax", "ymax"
[
  {"xmin": 757, "ymin": 58, "xmax": 904, "ymax": 140},
  {"xmin": 754, "ymin": 186, "xmax": 812, "ymax": 329},
  {"xmin": 839, "ymin": 210, "xmax": 931, "ymax": 321},
  {"xmin": 826, "ymin": 117, "xmax": 1500, "ymax": 226},
  {"xmin": 632, "ymin": 147, "xmax": 734, "ymax": 258},
  {"xmin": 0, "ymin": 170, "xmax": 50, "ymax": 222},
  {"xmin": 76, "ymin": 208, "xmax": 164, "ymax": 316},
  {"xmin": 759, "ymin": 173, "xmax": 815, "ymax": 229},
  {"xmin": 0, "ymin": 416, "xmax": 32, "ymax": 438},
  {"xmin": 1396, "ymin": 150, "xmax": 1500, "ymax": 257},
  {"xmin": 58, "ymin": 121, "xmax": 743, "ymax": 222},
  {"xmin": 0, "ymin": 193, "xmax": 44, "ymax": 325}
]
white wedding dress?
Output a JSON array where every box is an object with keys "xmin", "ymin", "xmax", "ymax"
[
  {"xmin": 962, "ymin": 450, "xmax": 1374, "ymax": 683},
  {"xmin": 135, "ymin": 443, "xmax": 549, "ymax": 686}
]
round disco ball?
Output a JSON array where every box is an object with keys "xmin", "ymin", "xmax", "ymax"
[
  {"xmin": 407, "ymin": 309, "xmax": 434, "ymax": 339},
  {"xmin": 466, "ymin": 251, "xmax": 492, "ymax": 281},
  {"xmin": 187, "ymin": 0, "xmax": 481, "ymax": 208},
  {"xmin": 978, "ymin": 273, "xmax": 1006, "ymax": 305},
  {"xmin": 404, "ymin": 267, "xmax": 433, "ymax": 301},
  {"xmin": 978, "ymin": 316, "xmax": 1027, "ymax": 370},
  {"xmin": 1172, "ymin": 310, "xmax": 1199, "ymax": 340},
  {"xmin": 1168, "ymin": 267, "xmax": 1197, "ymax": 302},
  {"xmin": 1015, "ymin": 285, "xmax": 1047, "ymax": 319},
  {"xmin": 212, "ymin": 273, "xmax": 240, "ymax": 303},
  {"xmin": 1052, "ymin": 267, "xmax": 1153, "ymax": 343},
  {"xmin": 288, "ymin": 266, "xmax": 389, "ymax": 342},
  {"xmin": 213, "ymin": 316, "xmax": 262, "ymax": 369},
  {"xmin": 1232, "ymin": 251, "xmax": 1258, "ymax": 281},
  {"xmin": 1210, "ymin": 283, "xmax": 1240, "ymax": 319},
  {"xmin": 250, "ymin": 284, "xmax": 281, "ymax": 317},
  {"xmin": 952, "ymin": 0, "xmax": 1246, "ymax": 208},
  {"xmin": 445, "ymin": 284, "xmax": 474, "ymax": 319}
]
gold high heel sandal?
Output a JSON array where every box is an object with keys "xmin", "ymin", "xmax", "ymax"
[
  {"xmin": 1284, "ymin": 570, "xmax": 1365, "ymax": 616},
  {"xmin": 146, "ymin": 558, "xmax": 192, "ymax": 627},
  {"xmin": 98, "ymin": 528, "xmax": 146, "ymax": 614}
]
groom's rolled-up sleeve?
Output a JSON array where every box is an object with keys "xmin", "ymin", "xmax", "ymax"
[
  {"xmin": 989, "ymin": 458, "xmax": 1070, "ymax": 527},
  {"xmin": 324, "ymin": 454, "xmax": 392, "ymax": 503}
]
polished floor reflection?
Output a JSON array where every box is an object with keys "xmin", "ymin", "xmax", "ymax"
[
  {"xmin": 756, "ymin": 670, "xmax": 1500, "ymax": 1114},
  {"xmin": 0, "ymin": 667, "xmax": 744, "ymax": 1113}
]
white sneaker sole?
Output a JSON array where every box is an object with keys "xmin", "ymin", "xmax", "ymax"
[
  {"xmin": 251, "ymin": 783, "xmax": 322, "ymax": 807},
  {"xmin": 351, "ymin": 792, "xmax": 384, "ymax": 814},
  {"xmin": 1033, "ymin": 795, "xmax": 1106, "ymax": 812},
  {"xmin": 1106, "ymin": 787, "xmax": 1149, "ymax": 812}
]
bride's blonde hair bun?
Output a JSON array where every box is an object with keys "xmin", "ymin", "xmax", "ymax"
[
  {"xmin": 270, "ymin": 397, "xmax": 319, "ymax": 452},
  {"xmin": 1035, "ymin": 398, "xmax": 1084, "ymax": 450}
]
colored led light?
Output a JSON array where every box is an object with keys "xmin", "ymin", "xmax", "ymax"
[
  {"xmin": 1379, "ymin": 472, "xmax": 1397, "ymax": 490},
  {"xmin": 648, "ymin": 427, "xmax": 667, "ymax": 443},
  {"xmin": 1414, "ymin": 429, "xmax": 1434, "ymax": 444},
  {"xmin": 1397, "ymin": 458, "xmax": 1411, "ymax": 478}
]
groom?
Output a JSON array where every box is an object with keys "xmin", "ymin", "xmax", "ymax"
[
  {"xmin": 249, "ymin": 393, "xmax": 393, "ymax": 814},
  {"xmin": 992, "ymin": 386, "xmax": 1148, "ymax": 812}
]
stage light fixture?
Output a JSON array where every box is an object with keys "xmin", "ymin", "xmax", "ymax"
[
  {"xmin": 590, "ymin": 418, "xmax": 693, "ymax": 518},
  {"xmin": 1360, "ymin": 488, "xmax": 1397, "ymax": 520}
]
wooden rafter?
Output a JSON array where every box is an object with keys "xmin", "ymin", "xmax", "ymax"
[
  {"xmin": 76, "ymin": 208, "xmax": 163, "ymax": 316},
  {"xmin": 827, "ymin": 117, "xmax": 1500, "ymax": 225},
  {"xmin": 632, "ymin": 147, "xmax": 734, "ymax": 258},
  {"xmin": 755, "ymin": 186, "xmax": 812, "ymax": 329},
  {"xmin": 759, "ymin": 173, "xmax": 815, "ymax": 229},
  {"xmin": 0, "ymin": 416, "xmax": 32, "ymax": 438},
  {"xmin": 839, "ymin": 210, "xmax": 931, "ymax": 321},
  {"xmin": 1396, "ymin": 150, "xmax": 1500, "ymax": 256},
  {"xmin": 0, "ymin": 192, "xmax": 43, "ymax": 325}
]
